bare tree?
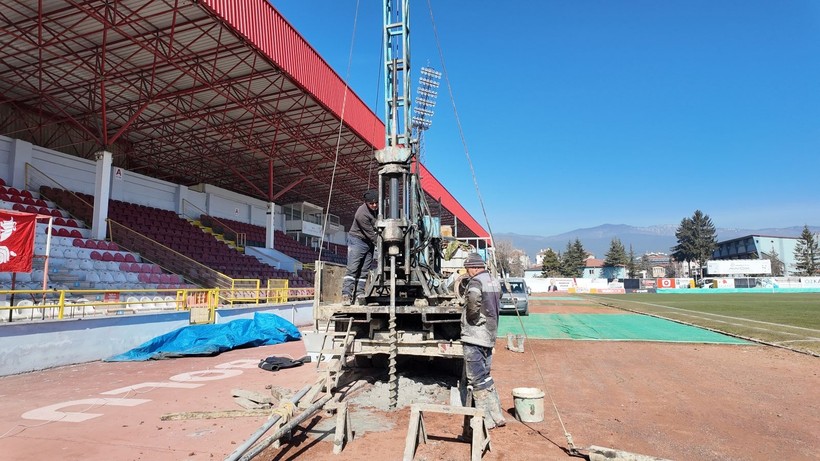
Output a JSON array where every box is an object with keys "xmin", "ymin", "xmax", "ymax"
[{"xmin": 494, "ymin": 240, "xmax": 526, "ymax": 277}]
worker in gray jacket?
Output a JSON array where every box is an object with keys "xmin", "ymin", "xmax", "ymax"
[
  {"xmin": 342, "ymin": 190, "xmax": 378, "ymax": 305},
  {"xmin": 461, "ymin": 252, "xmax": 506, "ymax": 429}
]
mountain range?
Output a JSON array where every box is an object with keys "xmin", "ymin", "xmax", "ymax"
[{"xmin": 496, "ymin": 224, "xmax": 820, "ymax": 260}]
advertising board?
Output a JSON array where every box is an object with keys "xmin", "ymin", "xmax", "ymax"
[{"xmin": 706, "ymin": 259, "xmax": 771, "ymax": 275}]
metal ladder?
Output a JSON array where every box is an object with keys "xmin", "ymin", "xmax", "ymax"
[{"xmin": 299, "ymin": 317, "xmax": 355, "ymax": 408}]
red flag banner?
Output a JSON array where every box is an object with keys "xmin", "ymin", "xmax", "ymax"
[{"xmin": 0, "ymin": 211, "xmax": 36, "ymax": 273}]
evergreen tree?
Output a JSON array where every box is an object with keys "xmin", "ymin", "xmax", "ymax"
[
  {"xmin": 671, "ymin": 216, "xmax": 695, "ymax": 268},
  {"xmin": 793, "ymin": 225, "xmax": 820, "ymax": 275},
  {"xmin": 559, "ymin": 238, "xmax": 586, "ymax": 277},
  {"xmin": 602, "ymin": 238, "xmax": 628, "ymax": 279},
  {"xmin": 672, "ymin": 210, "xmax": 717, "ymax": 280},
  {"xmin": 639, "ymin": 254, "xmax": 653, "ymax": 278},
  {"xmin": 627, "ymin": 245, "xmax": 638, "ymax": 278},
  {"xmin": 691, "ymin": 210, "xmax": 718, "ymax": 276},
  {"xmin": 760, "ymin": 247, "xmax": 784, "ymax": 277},
  {"xmin": 540, "ymin": 248, "xmax": 561, "ymax": 277}
]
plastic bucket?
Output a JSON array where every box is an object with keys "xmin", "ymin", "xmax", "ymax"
[{"xmin": 512, "ymin": 387, "xmax": 545, "ymax": 423}]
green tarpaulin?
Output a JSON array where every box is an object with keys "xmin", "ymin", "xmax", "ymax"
[{"xmin": 498, "ymin": 313, "xmax": 750, "ymax": 344}]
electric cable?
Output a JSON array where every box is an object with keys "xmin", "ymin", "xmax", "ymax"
[{"xmin": 318, "ymin": 0, "xmax": 361, "ymax": 264}]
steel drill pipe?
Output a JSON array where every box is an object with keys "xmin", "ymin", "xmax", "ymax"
[
  {"xmin": 238, "ymin": 393, "xmax": 334, "ymax": 461},
  {"xmin": 224, "ymin": 384, "xmax": 312, "ymax": 461}
]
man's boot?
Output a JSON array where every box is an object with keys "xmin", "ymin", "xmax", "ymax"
[
  {"xmin": 486, "ymin": 386, "xmax": 507, "ymax": 427},
  {"xmin": 472, "ymin": 388, "xmax": 497, "ymax": 430},
  {"xmin": 341, "ymin": 295, "xmax": 352, "ymax": 306}
]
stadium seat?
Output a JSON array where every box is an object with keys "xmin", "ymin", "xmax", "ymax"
[{"xmin": 126, "ymin": 296, "xmax": 142, "ymax": 310}]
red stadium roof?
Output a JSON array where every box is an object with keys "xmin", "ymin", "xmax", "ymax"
[{"xmin": 0, "ymin": 0, "xmax": 487, "ymax": 238}]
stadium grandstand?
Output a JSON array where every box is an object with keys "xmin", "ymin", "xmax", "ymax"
[{"xmin": 0, "ymin": 0, "xmax": 489, "ymax": 326}]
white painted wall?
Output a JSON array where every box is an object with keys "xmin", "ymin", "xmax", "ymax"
[
  {"xmin": 0, "ymin": 302, "xmax": 313, "ymax": 377},
  {"xmin": 0, "ymin": 134, "xmax": 301, "ymax": 242}
]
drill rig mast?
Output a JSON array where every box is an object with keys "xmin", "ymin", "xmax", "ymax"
[
  {"xmin": 364, "ymin": 0, "xmax": 451, "ymax": 306},
  {"xmin": 315, "ymin": 0, "xmax": 470, "ymax": 409}
]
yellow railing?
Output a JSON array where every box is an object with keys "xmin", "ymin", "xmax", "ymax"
[
  {"xmin": 223, "ymin": 279, "xmax": 261, "ymax": 305},
  {"xmin": 267, "ymin": 279, "xmax": 289, "ymax": 303},
  {"xmin": 0, "ymin": 283, "xmax": 300, "ymax": 324}
]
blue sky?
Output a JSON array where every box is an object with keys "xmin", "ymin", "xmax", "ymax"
[{"xmin": 270, "ymin": 1, "xmax": 820, "ymax": 237}]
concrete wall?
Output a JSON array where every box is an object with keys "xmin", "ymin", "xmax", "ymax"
[
  {"xmin": 0, "ymin": 301, "xmax": 313, "ymax": 377},
  {"xmin": 0, "ymin": 134, "xmax": 289, "ymax": 242}
]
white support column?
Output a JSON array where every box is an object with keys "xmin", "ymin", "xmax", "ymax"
[
  {"xmin": 91, "ymin": 151, "xmax": 113, "ymax": 240},
  {"xmin": 266, "ymin": 202, "xmax": 276, "ymax": 249},
  {"xmin": 9, "ymin": 139, "xmax": 33, "ymax": 191}
]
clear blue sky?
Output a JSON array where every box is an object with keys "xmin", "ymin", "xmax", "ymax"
[{"xmin": 271, "ymin": 1, "xmax": 820, "ymax": 237}]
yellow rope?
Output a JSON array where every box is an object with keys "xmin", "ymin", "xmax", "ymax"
[{"xmin": 270, "ymin": 401, "xmax": 295, "ymax": 422}]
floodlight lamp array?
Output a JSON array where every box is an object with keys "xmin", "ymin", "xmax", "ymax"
[
  {"xmin": 412, "ymin": 116, "xmax": 432, "ymax": 129},
  {"xmin": 417, "ymin": 87, "xmax": 437, "ymax": 98},
  {"xmin": 413, "ymin": 66, "xmax": 442, "ymax": 131},
  {"xmin": 420, "ymin": 67, "xmax": 442, "ymax": 79}
]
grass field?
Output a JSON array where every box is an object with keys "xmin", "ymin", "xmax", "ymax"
[{"xmin": 584, "ymin": 293, "xmax": 820, "ymax": 355}]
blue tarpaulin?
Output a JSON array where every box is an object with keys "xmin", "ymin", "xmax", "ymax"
[{"xmin": 105, "ymin": 312, "xmax": 302, "ymax": 361}]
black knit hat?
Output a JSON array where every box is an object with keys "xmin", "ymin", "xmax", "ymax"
[
  {"xmin": 364, "ymin": 190, "xmax": 378, "ymax": 203},
  {"xmin": 463, "ymin": 252, "xmax": 485, "ymax": 268}
]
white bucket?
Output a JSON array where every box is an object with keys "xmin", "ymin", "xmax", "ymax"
[{"xmin": 512, "ymin": 387, "xmax": 545, "ymax": 423}]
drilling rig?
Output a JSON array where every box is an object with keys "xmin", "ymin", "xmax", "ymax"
[{"xmin": 314, "ymin": 0, "xmax": 481, "ymax": 408}]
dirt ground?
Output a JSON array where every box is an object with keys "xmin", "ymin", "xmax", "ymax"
[
  {"xmin": 257, "ymin": 296, "xmax": 819, "ymax": 461},
  {"xmin": 1, "ymin": 296, "xmax": 818, "ymax": 461}
]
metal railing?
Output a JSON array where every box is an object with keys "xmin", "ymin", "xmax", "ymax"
[
  {"xmin": 0, "ymin": 284, "xmax": 300, "ymax": 324},
  {"xmin": 107, "ymin": 219, "xmax": 234, "ymax": 289},
  {"xmin": 181, "ymin": 199, "xmax": 247, "ymax": 248},
  {"xmin": 25, "ymin": 162, "xmax": 94, "ymax": 222}
]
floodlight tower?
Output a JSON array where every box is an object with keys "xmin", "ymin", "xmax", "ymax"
[{"xmin": 412, "ymin": 67, "xmax": 441, "ymax": 133}]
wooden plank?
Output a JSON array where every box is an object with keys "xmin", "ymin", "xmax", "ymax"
[
  {"xmin": 231, "ymin": 388, "xmax": 274, "ymax": 404},
  {"xmin": 160, "ymin": 409, "xmax": 270, "ymax": 421},
  {"xmin": 412, "ymin": 403, "xmax": 484, "ymax": 417}
]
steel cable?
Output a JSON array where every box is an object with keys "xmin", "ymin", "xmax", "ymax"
[{"xmin": 425, "ymin": 0, "xmax": 578, "ymax": 453}]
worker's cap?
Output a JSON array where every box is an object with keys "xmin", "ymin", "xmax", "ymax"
[
  {"xmin": 463, "ymin": 253, "xmax": 485, "ymax": 268},
  {"xmin": 364, "ymin": 190, "xmax": 378, "ymax": 203}
]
